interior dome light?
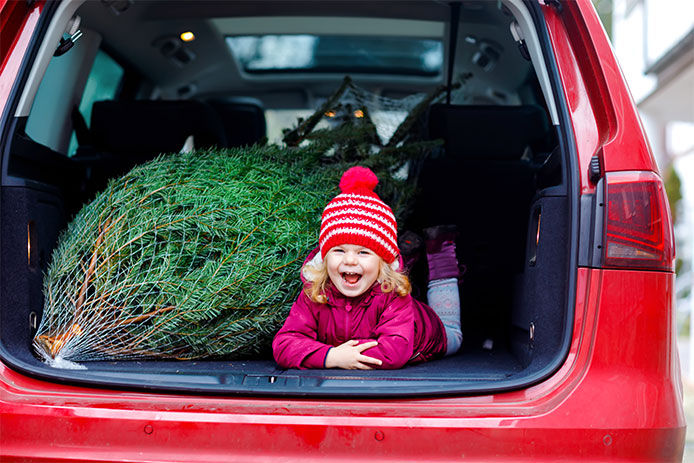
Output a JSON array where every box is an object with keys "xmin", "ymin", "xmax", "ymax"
[{"xmin": 180, "ymin": 31, "xmax": 195, "ymax": 42}]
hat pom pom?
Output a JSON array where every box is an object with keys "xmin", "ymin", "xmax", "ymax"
[{"xmin": 339, "ymin": 166, "xmax": 378, "ymax": 193}]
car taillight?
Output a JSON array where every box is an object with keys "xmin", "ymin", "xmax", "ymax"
[{"xmin": 603, "ymin": 171, "xmax": 674, "ymax": 271}]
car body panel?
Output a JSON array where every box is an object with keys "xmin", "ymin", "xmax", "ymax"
[
  {"xmin": 0, "ymin": 269, "xmax": 685, "ymax": 460},
  {"xmin": 0, "ymin": 1, "xmax": 43, "ymax": 115},
  {"xmin": 543, "ymin": 2, "xmax": 659, "ymax": 195}
]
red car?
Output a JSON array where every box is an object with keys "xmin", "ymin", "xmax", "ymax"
[{"xmin": 0, "ymin": 0, "xmax": 685, "ymax": 460}]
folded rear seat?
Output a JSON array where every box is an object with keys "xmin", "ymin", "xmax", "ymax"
[
  {"xmin": 207, "ymin": 97, "xmax": 267, "ymax": 148},
  {"xmin": 414, "ymin": 104, "xmax": 554, "ymax": 348},
  {"xmin": 74, "ymin": 99, "xmax": 228, "ymax": 198},
  {"xmin": 89, "ymin": 99, "xmax": 227, "ymax": 158}
]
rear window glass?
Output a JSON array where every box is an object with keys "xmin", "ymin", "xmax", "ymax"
[
  {"xmin": 226, "ymin": 35, "xmax": 443, "ymax": 76},
  {"xmin": 68, "ymin": 50, "xmax": 123, "ymax": 156}
]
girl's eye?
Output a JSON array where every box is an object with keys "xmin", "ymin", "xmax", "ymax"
[
  {"xmin": 332, "ymin": 248, "xmax": 345, "ymax": 254},
  {"xmin": 359, "ymin": 250, "xmax": 371, "ymax": 255}
]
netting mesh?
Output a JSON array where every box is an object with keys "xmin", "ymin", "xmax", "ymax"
[
  {"xmin": 33, "ymin": 77, "xmax": 445, "ymax": 368},
  {"xmin": 337, "ymin": 85, "xmax": 428, "ymax": 145},
  {"xmin": 282, "ymin": 76, "xmax": 444, "ymax": 151},
  {"xmin": 33, "ymin": 149, "xmax": 336, "ymax": 367}
]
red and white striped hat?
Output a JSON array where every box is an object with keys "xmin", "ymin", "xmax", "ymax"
[{"xmin": 319, "ymin": 166, "xmax": 399, "ymax": 264}]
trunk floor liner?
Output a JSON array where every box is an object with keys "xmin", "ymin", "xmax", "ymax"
[{"xmin": 70, "ymin": 347, "xmax": 524, "ymax": 384}]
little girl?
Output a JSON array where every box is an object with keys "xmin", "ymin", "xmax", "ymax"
[{"xmin": 272, "ymin": 166, "xmax": 462, "ymax": 370}]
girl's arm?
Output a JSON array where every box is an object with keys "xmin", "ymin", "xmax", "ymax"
[
  {"xmin": 354, "ymin": 295, "xmax": 415, "ymax": 369},
  {"xmin": 324, "ymin": 340, "xmax": 381, "ymax": 369},
  {"xmin": 272, "ymin": 292, "xmax": 333, "ymax": 369}
]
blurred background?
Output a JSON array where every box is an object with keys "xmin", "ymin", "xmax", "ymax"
[{"xmin": 593, "ymin": 0, "xmax": 694, "ymax": 458}]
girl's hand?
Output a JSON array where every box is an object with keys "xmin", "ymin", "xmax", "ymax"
[{"xmin": 325, "ymin": 340, "xmax": 383, "ymax": 369}]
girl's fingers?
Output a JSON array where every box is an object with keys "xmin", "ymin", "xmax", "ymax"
[
  {"xmin": 355, "ymin": 363, "xmax": 373, "ymax": 370},
  {"xmin": 345, "ymin": 340, "xmax": 360, "ymax": 346},
  {"xmin": 356, "ymin": 341, "xmax": 378, "ymax": 352},
  {"xmin": 358, "ymin": 354, "xmax": 382, "ymax": 366}
]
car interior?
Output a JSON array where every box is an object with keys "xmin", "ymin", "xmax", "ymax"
[{"xmin": 0, "ymin": 0, "xmax": 575, "ymax": 396}]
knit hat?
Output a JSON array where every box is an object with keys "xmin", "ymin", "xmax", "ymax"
[{"xmin": 319, "ymin": 166, "xmax": 399, "ymax": 263}]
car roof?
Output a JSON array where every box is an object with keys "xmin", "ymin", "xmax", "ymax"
[{"xmin": 75, "ymin": 0, "xmax": 524, "ymax": 105}]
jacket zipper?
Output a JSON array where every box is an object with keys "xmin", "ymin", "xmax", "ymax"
[{"xmin": 345, "ymin": 303, "xmax": 351, "ymax": 341}]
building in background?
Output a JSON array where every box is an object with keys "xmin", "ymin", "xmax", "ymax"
[
  {"xmin": 610, "ymin": 0, "xmax": 694, "ymax": 370},
  {"xmin": 611, "ymin": 0, "xmax": 693, "ymax": 168}
]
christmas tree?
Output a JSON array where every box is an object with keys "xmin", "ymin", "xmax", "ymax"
[
  {"xmin": 33, "ymin": 77, "xmax": 449, "ymax": 366},
  {"xmin": 34, "ymin": 148, "xmax": 340, "ymax": 364}
]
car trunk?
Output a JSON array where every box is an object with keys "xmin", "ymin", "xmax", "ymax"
[{"xmin": 0, "ymin": 0, "xmax": 576, "ymax": 397}]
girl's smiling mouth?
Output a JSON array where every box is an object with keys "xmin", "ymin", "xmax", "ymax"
[{"xmin": 342, "ymin": 272, "xmax": 362, "ymax": 285}]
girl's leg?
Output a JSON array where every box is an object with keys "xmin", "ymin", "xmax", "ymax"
[
  {"xmin": 425, "ymin": 226, "xmax": 463, "ymax": 356},
  {"xmin": 428, "ymin": 278, "xmax": 462, "ymax": 355}
]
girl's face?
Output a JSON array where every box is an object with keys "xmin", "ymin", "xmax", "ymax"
[{"xmin": 325, "ymin": 244, "xmax": 381, "ymax": 298}]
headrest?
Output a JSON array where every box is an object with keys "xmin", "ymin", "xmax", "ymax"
[
  {"xmin": 90, "ymin": 100, "xmax": 227, "ymax": 155},
  {"xmin": 207, "ymin": 97, "xmax": 266, "ymax": 148},
  {"xmin": 428, "ymin": 104, "xmax": 552, "ymax": 160}
]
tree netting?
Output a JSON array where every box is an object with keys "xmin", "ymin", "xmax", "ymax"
[
  {"xmin": 34, "ymin": 149, "xmax": 338, "ymax": 366},
  {"xmin": 327, "ymin": 84, "xmax": 428, "ymax": 146},
  {"xmin": 33, "ymin": 77, "xmax": 450, "ymax": 367},
  {"xmin": 281, "ymin": 76, "xmax": 452, "ymax": 224}
]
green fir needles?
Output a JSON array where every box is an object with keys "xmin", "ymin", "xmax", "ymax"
[
  {"xmin": 34, "ymin": 77, "xmax": 453, "ymax": 366},
  {"xmin": 34, "ymin": 148, "xmax": 337, "ymax": 364}
]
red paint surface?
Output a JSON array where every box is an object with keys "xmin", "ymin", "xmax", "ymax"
[
  {"xmin": 0, "ymin": 270, "xmax": 685, "ymax": 460},
  {"xmin": 543, "ymin": 2, "xmax": 659, "ymax": 195},
  {"xmin": 0, "ymin": 1, "xmax": 42, "ymax": 115}
]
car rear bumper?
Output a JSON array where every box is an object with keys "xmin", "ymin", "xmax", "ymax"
[
  {"xmin": 0, "ymin": 268, "xmax": 685, "ymax": 461},
  {"xmin": 0, "ymin": 413, "xmax": 685, "ymax": 462}
]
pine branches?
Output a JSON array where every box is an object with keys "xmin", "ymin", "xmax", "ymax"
[
  {"xmin": 34, "ymin": 77, "xmax": 455, "ymax": 365},
  {"xmin": 35, "ymin": 148, "xmax": 338, "ymax": 363},
  {"xmin": 282, "ymin": 76, "xmax": 452, "ymax": 227}
]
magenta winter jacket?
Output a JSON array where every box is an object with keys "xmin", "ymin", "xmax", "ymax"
[{"xmin": 272, "ymin": 250, "xmax": 447, "ymax": 370}]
